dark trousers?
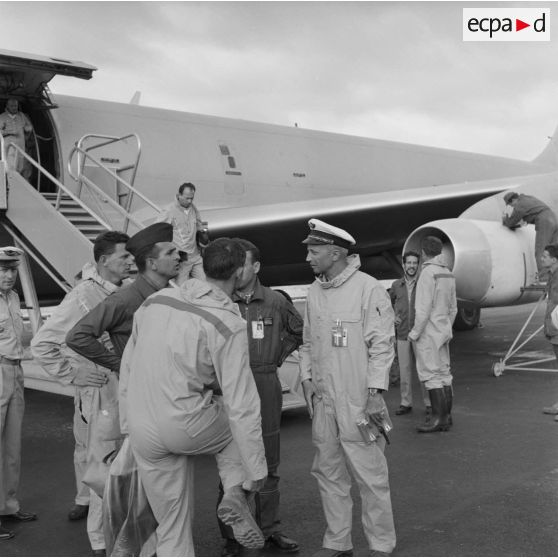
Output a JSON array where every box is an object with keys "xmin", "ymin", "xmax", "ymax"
[{"xmin": 217, "ymin": 370, "xmax": 283, "ymax": 538}]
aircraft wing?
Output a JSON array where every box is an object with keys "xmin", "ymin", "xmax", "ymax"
[{"xmin": 203, "ymin": 173, "xmax": 541, "ymax": 285}]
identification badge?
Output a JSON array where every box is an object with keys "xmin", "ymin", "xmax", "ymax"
[
  {"xmin": 252, "ymin": 320, "xmax": 265, "ymax": 339},
  {"xmin": 331, "ymin": 319, "xmax": 348, "ymax": 347}
]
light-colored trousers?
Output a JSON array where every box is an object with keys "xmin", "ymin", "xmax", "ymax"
[
  {"xmin": 129, "ymin": 399, "xmax": 248, "ymax": 557},
  {"xmin": 0, "ymin": 363, "xmax": 24, "ymax": 517},
  {"xmin": 397, "ymin": 339, "xmax": 429, "ymax": 407},
  {"xmin": 413, "ymin": 335, "xmax": 453, "ymax": 389},
  {"xmin": 311, "ymin": 399, "xmax": 396, "ymax": 553},
  {"xmin": 177, "ymin": 252, "xmax": 205, "ymax": 285}
]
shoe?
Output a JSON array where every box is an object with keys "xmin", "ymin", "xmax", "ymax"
[
  {"xmin": 425, "ymin": 406, "xmax": 432, "ymax": 424},
  {"xmin": 221, "ymin": 538, "xmax": 242, "ymax": 557},
  {"xmin": 395, "ymin": 405, "xmax": 412, "ymax": 415},
  {"xmin": 267, "ymin": 533, "xmax": 300, "ymax": 553},
  {"xmin": 312, "ymin": 549, "xmax": 353, "ymax": 557},
  {"xmin": 217, "ymin": 486, "xmax": 264, "ymax": 550},
  {"xmin": 68, "ymin": 503, "xmax": 89, "ymax": 521},
  {"xmin": 92, "ymin": 550, "xmax": 106, "ymax": 557},
  {"xmin": 0, "ymin": 526, "xmax": 14, "ymax": 541},
  {"xmin": 444, "ymin": 385, "xmax": 453, "ymax": 426},
  {"xmin": 1, "ymin": 510, "xmax": 37, "ymax": 522},
  {"xmin": 543, "ymin": 404, "xmax": 558, "ymax": 415},
  {"xmin": 370, "ymin": 551, "xmax": 392, "ymax": 557},
  {"xmin": 417, "ymin": 388, "xmax": 450, "ymax": 433}
]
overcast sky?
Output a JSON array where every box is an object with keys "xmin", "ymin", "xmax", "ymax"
[{"xmin": 1, "ymin": 1, "xmax": 557, "ymax": 161}]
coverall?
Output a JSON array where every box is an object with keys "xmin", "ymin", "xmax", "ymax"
[
  {"xmin": 408, "ymin": 255, "xmax": 457, "ymax": 389},
  {"xmin": 390, "ymin": 277, "xmax": 429, "ymax": 408},
  {"xmin": 0, "ymin": 289, "xmax": 25, "ymax": 521},
  {"xmin": 299, "ymin": 255, "xmax": 396, "ymax": 554},
  {"xmin": 156, "ymin": 200, "xmax": 206, "ymax": 282},
  {"xmin": 0, "ymin": 109, "xmax": 33, "ymax": 178},
  {"xmin": 30, "ymin": 263, "xmax": 119, "ymax": 551},
  {"xmin": 543, "ymin": 264, "xmax": 558, "ymax": 357},
  {"xmin": 503, "ymin": 194, "xmax": 558, "ymax": 277},
  {"xmin": 120, "ymin": 280, "xmax": 267, "ymax": 557},
  {"xmin": 216, "ymin": 279, "xmax": 303, "ymax": 539}
]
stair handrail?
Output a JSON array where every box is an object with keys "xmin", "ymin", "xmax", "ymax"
[
  {"xmin": 68, "ymin": 133, "xmax": 161, "ymax": 213},
  {"xmin": 5, "ymin": 143, "xmax": 111, "ymax": 231}
]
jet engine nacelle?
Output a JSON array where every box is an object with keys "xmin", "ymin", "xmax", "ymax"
[{"xmin": 403, "ymin": 219, "xmax": 540, "ymax": 307}]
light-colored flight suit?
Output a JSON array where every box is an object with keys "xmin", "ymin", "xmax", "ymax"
[
  {"xmin": 31, "ymin": 263, "xmax": 118, "ymax": 550},
  {"xmin": 120, "ymin": 280, "xmax": 267, "ymax": 556},
  {"xmin": 409, "ymin": 255, "xmax": 457, "ymax": 389},
  {"xmin": 156, "ymin": 200, "xmax": 205, "ymax": 282},
  {"xmin": 0, "ymin": 109, "xmax": 33, "ymax": 177},
  {"xmin": 0, "ymin": 289, "xmax": 25, "ymax": 523},
  {"xmin": 299, "ymin": 255, "xmax": 396, "ymax": 554}
]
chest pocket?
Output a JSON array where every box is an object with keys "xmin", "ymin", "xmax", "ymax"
[{"xmin": 0, "ymin": 313, "xmax": 21, "ymax": 340}]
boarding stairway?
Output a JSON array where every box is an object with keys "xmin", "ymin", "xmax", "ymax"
[{"xmin": 0, "ymin": 132, "xmax": 161, "ymax": 335}]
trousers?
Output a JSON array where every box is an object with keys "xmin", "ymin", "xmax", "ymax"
[
  {"xmin": 413, "ymin": 335, "xmax": 453, "ymax": 389},
  {"xmin": 397, "ymin": 339, "xmax": 429, "ymax": 407}
]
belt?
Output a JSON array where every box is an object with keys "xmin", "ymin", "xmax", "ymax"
[{"xmin": 0, "ymin": 356, "xmax": 21, "ymax": 366}]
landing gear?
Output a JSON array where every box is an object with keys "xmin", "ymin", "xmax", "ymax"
[{"xmin": 453, "ymin": 305, "xmax": 481, "ymax": 331}]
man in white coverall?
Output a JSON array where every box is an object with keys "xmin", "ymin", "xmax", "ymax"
[
  {"xmin": 299, "ymin": 219, "xmax": 396, "ymax": 557},
  {"xmin": 120, "ymin": 237, "xmax": 268, "ymax": 556},
  {"xmin": 31, "ymin": 231, "xmax": 132, "ymax": 554},
  {"xmin": 408, "ymin": 235, "xmax": 457, "ymax": 433}
]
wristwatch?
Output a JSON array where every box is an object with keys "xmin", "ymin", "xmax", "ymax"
[{"xmin": 368, "ymin": 388, "xmax": 378, "ymax": 396}]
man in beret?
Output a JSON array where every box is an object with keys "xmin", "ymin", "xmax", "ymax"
[
  {"xmin": 299, "ymin": 219, "xmax": 396, "ymax": 557},
  {"xmin": 502, "ymin": 191, "xmax": 558, "ymax": 283},
  {"xmin": 408, "ymin": 235, "xmax": 457, "ymax": 433},
  {"xmin": 0, "ymin": 247, "xmax": 37, "ymax": 541}
]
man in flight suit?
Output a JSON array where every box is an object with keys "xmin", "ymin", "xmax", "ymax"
[
  {"xmin": 218, "ymin": 239, "xmax": 303, "ymax": 556},
  {"xmin": 0, "ymin": 98, "xmax": 33, "ymax": 180},
  {"xmin": 0, "ymin": 246, "xmax": 37, "ymax": 541},
  {"xmin": 31, "ymin": 231, "xmax": 132, "ymax": 554},
  {"xmin": 408, "ymin": 236, "xmax": 457, "ymax": 433},
  {"xmin": 502, "ymin": 191, "xmax": 558, "ymax": 283},
  {"xmin": 299, "ymin": 219, "xmax": 396, "ymax": 557},
  {"xmin": 120, "ymin": 238, "xmax": 268, "ymax": 556}
]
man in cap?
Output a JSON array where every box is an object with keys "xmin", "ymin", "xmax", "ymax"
[
  {"xmin": 0, "ymin": 98, "xmax": 34, "ymax": 180},
  {"xmin": 31, "ymin": 231, "xmax": 132, "ymax": 555},
  {"xmin": 408, "ymin": 235, "xmax": 457, "ymax": 433},
  {"xmin": 502, "ymin": 192, "xmax": 558, "ymax": 283},
  {"xmin": 299, "ymin": 219, "xmax": 396, "ymax": 557},
  {"xmin": 120, "ymin": 238, "xmax": 267, "ymax": 556},
  {"xmin": 156, "ymin": 182, "xmax": 208, "ymax": 284},
  {"xmin": 0, "ymin": 246, "xmax": 37, "ymax": 541},
  {"xmin": 66, "ymin": 222, "xmax": 180, "ymax": 372},
  {"xmin": 217, "ymin": 239, "xmax": 303, "ymax": 556}
]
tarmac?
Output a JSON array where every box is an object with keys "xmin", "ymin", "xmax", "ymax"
[{"xmin": 2, "ymin": 303, "xmax": 558, "ymax": 557}]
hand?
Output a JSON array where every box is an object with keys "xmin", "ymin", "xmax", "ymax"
[
  {"xmin": 302, "ymin": 379, "xmax": 321, "ymax": 419},
  {"xmin": 394, "ymin": 315, "xmax": 402, "ymax": 326},
  {"xmin": 365, "ymin": 392, "xmax": 387, "ymax": 428},
  {"xmin": 72, "ymin": 368, "xmax": 109, "ymax": 387},
  {"xmin": 408, "ymin": 330, "xmax": 419, "ymax": 342},
  {"xmin": 242, "ymin": 476, "xmax": 266, "ymax": 492}
]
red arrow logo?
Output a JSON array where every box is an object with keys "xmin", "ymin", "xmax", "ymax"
[{"xmin": 516, "ymin": 19, "xmax": 530, "ymax": 31}]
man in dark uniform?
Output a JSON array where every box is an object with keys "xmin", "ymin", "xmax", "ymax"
[
  {"xmin": 503, "ymin": 192, "xmax": 558, "ymax": 282},
  {"xmin": 0, "ymin": 247, "xmax": 37, "ymax": 541},
  {"xmin": 66, "ymin": 223, "xmax": 180, "ymax": 372},
  {"xmin": 218, "ymin": 239, "xmax": 303, "ymax": 557}
]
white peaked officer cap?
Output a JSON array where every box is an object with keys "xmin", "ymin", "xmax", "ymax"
[
  {"xmin": 302, "ymin": 219, "xmax": 356, "ymax": 249},
  {"xmin": 0, "ymin": 246, "xmax": 23, "ymax": 268}
]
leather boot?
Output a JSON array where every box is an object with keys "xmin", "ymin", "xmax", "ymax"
[
  {"xmin": 444, "ymin": 385, "xmax": 453, "ymax": 425},
  {"xmin": 417, "ymin": 388, "xmax": 450, "ymax": 433}
]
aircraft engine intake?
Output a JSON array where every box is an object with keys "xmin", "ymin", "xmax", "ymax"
[{"xmin": 403, "ymin": 219, "xmax": 539, "ymax": 307}]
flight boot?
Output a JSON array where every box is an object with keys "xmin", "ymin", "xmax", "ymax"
[
  {"xmin": 444, "ymin": 385, "xmax": 453, "ymax": 426},
  {"xmin": 417, "ymin": 388, "xmax": 450, "ymax": 433}
]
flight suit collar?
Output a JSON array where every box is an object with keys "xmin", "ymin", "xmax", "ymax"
[{"xmin": 233, "ymin": 278, "xmax": 264, "ymax": 304}]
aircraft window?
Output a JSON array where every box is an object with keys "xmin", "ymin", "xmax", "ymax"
[
  {"xmin": 219, "ymin": 145, "xmax": 230, "ymax": 156},
  {"xmin": 228, "ymin": 156, "xmax": 236, "ymax": 169}
]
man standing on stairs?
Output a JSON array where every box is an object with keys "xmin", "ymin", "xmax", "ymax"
[
  {"xmin": 0, "ymin": 98, "xmax": 33, "ymax": 181},
  {"xmin": 408, "ymin": 236, "xmax": 457, "ymax": 434},
  {"xmin": 31, "ymin": 231, "xmax": 132, "ymax": 555}
]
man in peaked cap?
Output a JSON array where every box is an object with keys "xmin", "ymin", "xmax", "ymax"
[
  {"xmin": 0, "ymin": 247, "xmax": 37, "ymax": 541},
  {"xmin": 298, "ymin": 219, "xmax": 397, "ymax": 556},
  {"xmin": 502, "ymin": 191, "xmax": 558, "ymax": 283}
]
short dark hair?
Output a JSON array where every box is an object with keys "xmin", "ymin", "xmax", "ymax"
[
  {"xmin": 545, "ymin": 245, "xmax": 558, "ymax": 260},
  {"xmin": 203, "ymin": 238, "xmax": 246, "ymax": 280},
  {"xmin": 403, "ymin": 250, "xmax": 420, "ymax": 264},
  {"xmin": 134, "ymin": 244, "xmax": 162, "ymax": 272},
  {"xmin": 178, "ymin": 182, "xmax": 196, "ymax": 195},
  {"xmin": 93, "ymin": 231, "xmax": 130, "ymax": 262},
  {"xmin": 422, "ymin": 236, "xmax": 443, "ymax": 257},
  {"xmin": 232, "ymin": 238, "xmax": 260, "ymax": 264}
]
